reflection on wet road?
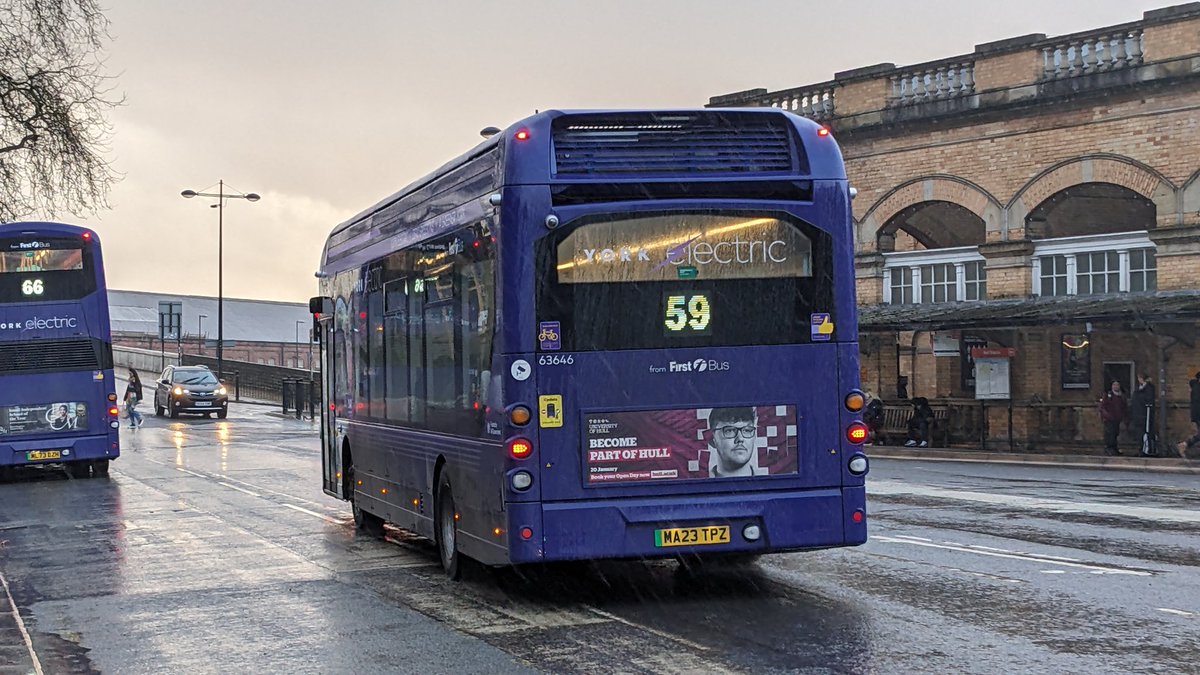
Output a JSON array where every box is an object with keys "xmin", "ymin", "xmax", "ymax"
[{"xmin": 1, "ymin": 405, "xmax": 1197, "ymax": 673}]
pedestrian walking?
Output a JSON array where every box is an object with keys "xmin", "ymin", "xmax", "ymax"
[
  {"xmin": 1099, "ymin": 380, "xmax": 1128, "ymax": 456},
  {"xmin": 1130, "ymin": 374, "xmax": 1157, "ymax": 456},
  {"xmin": 125, "ymin": 368, "xmax": 144, "ymax": 429}
]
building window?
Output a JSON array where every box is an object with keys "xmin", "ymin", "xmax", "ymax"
[
  {"xmin": 963, "ymin": 261, "xmax": 986, "ymax": 301},
  {"xmin": 1076, "ymin": 251, "xmax": 1120, "ymax": 295},
  {"xmin": 920, "ymin": 263, "xmax": 958, "ymax": 303},
  {"xmin": 891, "ymin": 266, "xmax": 914, "ymax": 305},
  {"xmin": 1040, "ymin": 255, "xmax": 1069, "ymax": 297},
  {"xmin": 1036, "ymin": 245, "xmax": 1156, "ymax": 297},
  {"xmin": 1129, "ymin": 249, "xmax": 1157, "ymax": 292},
  {"xmin": 884, "ymin": 250, "xmax": 985, "ymax": 305}
]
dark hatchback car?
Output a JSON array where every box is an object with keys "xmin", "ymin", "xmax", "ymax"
[{"xmin": 154, "ymin": 365, "xmax": 229, "ymax": 419}]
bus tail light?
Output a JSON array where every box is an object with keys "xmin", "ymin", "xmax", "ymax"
[
  {"xmin": 852, "ymin": 510, "xmax": 865, "ymax": 524},
  {"xmin": 509, "ymin": 405, "xmax": 531, "ymax": 426},
  {"xmin": 515, "ymin": 129, "xmax": 531, "ymax": 141},
  {"xmin": 108, "ymin": 406, "xmax": 120, "ymax": 417},
  {"xmin": 107, "ymin": 393, "xmax": 117, "ymax": 402},
  {"xmin": 844, "ymin": 391, "xmax": 865, "ymax": 412},
  {"xmin": 508, "ymin": 437, "xmax": 533, "ymax": 460},
  {"xmin": 817, "ymin": 126, "xmax": 831, "ymax": 137},
  {"xmin": 846, "ymin": 422, "xmax": 868, "ymax": 444},
  {"xmin": 520, "ymin": 527, "xmax": 533, "ymax": 540}
]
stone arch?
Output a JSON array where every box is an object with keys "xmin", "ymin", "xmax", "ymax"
[
  {"xmin": 1182, "ymin": 168, "xmax": 1200, "ymax": 226},
  {"xmin": 1008, "ymin": 155, "xmax": 1176, "ymax": 234},
  {"xmin": 859, "ymin": 176, "xmax": 1002, "ymax": 250}
]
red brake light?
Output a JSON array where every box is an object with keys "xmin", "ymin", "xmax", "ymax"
[
  {"xmin": 515, "ymin": 130, "xmax": 530, "ymax": 141},
  {"xmin": 82, "ymin": 232, "xmax": 92, "ymax": 241},
  {"xmin": 817, "ymin": 127, "xmax": 831, "ymax": 137},
  {"xmin": 508, "ymin": 437, "xmax": 533, "ymax": 459},
  {"xmin": 520, "ymin": 527, "xmax": 533, "ymax": 540},
  {"xmin": 108, "ymin": 406, "xmax": 120, "ymax": 417},
  {"xmin": 846, "ymin": 423, "xmax": 869, "ymax": 444}
]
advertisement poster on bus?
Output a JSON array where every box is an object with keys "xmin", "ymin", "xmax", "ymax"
[
  {"xmin": 584, "ymin": 405, "xmax": 798, "ymax": 484},
  {"xmin": 0, "ymin": 402, "xmax": 88, "ymax": 436}
]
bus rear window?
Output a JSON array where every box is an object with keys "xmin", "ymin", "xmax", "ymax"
[
  {"xmin": 535, "ymin": 210, "xmax": 835, "ymax": 351},
  {"xmin": 0, "ymin": 240, "xmax": 95, "ymax": 303}
]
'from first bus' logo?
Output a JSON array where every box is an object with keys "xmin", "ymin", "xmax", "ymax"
[{"xmin": 0, "ymin": 316, "xmax": 79, "ymax": 331}]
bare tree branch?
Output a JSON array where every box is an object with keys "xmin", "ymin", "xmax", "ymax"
[{"xmin": 0, "ymin": 0, "xmax": 119, "ymax": 223}]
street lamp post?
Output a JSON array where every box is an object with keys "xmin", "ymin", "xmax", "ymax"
[
  {"xmin": 294, "ymin": 320, "xmax": 304, "ymax": 369},
  {"xmin": 198, "ymin": 314, "xmax": 207, "ymax": 354},
  {"xmin": 181, "ymin": 181, "xmax": 260, "ymax": 381}
]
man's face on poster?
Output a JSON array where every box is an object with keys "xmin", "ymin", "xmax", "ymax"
[{"xmin": 709, "ymin": 409, "xmax": 758, "ymax": 476}]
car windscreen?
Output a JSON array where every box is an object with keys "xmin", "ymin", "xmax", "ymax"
[
  {"xmin": 174, "ymin": 371, "xmax": 219, "ymax": 385},
  {"xmin": 534, "ymin": 210, "xmax": 835, "ymax": 351}
]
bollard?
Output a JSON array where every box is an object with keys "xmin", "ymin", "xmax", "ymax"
[
  {"xmin": 282, "ymin": 378, "xmax": 294, "ymax": 414},
  {"xmin": 234, "ymin": 371, "xmax": 241, "ymax": 402},
  {"xmin": 294, "ymin": 380, "xmax": 302, "ymax": 420}
]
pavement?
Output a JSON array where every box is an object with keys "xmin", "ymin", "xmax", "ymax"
[{"xmin": 869, "ymin": 444, "xmax": 1200, "ymax": 474}]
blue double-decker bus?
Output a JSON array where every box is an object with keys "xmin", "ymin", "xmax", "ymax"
[
  {"xmin": 0, "ymin": 222, "xmax": 120, "ymax": 480},
  {"xmin": 313, "ymin": 109, "xmax": 869, "ymax": 577}
]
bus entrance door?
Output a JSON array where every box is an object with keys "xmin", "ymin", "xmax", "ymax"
[{"xmin": 311, "ymin": 296, "xmax": 343, "ymax": 498}]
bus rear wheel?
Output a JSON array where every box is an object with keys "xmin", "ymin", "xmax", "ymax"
[
  {"xmin": 347, "ymin": 465, "xmax": 384, "ymax": 538},
  {"xmin": 92, "ymin": 460, "xmax": 109, "ymax": 477},
  {"xmin": 436, "ymin": 476, "xmax": 462, "ymax": 580},
  {"xmin": 68, "ymin": 462, "xmax": 91, "ymax": 479}
]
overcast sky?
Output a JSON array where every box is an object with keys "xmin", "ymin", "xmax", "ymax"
[{"xmin": 79, "ymin": 0, "xmax": 1170, "ymax": 303}]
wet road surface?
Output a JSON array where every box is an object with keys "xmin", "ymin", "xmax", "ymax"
[{"xmin": 1, "ymin": 404, "xmax": 1197, "ymax": 674}]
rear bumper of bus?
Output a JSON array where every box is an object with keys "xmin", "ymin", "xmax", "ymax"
[
  {"xmin": 1, "ymin": 433, "xmax": 119, "ymax": 467},
  {"xmin": 508, "ymin": 485, "xmax": 866, "ymax": 563}
]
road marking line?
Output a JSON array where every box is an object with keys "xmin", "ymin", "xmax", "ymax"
[
  {"xmin": 0, "ymin": 569, "xmax": 44, "ymax": 675},
  {"xmin": 1156, "ymin": 608, "xmax": 1195, "ymax": 617},
  {"xmin": 175, "ymin": 468, "xmax": 206, "ymax": 478},
  {"xmin": 891, "ymin": 534, "xmax": 932, "ymax": 542},
  {"xmin": 217, "ymin": 475, "xmax": 328, "ymax": 508},
  {"xmin": 282, "ymin": 503, "xmax": 341, "ymax": 524},
  {"xmin": 219, "ymin": 482, "xmax": 260, "ymax": 497},
  {"xmin": 872, "ymin": 535, "xmax": 1152, "ymax": 576},
  {"xmin": 585, "ymin": 607, "xmax": 712, "ymax": 652}
]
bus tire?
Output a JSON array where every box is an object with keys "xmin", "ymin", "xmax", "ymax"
[
  {"xmin": 435, "ymin": 476, "xmax": 462, "ymax": 580},
  {"xmin": 348, "ymin": 464, "xmax": 384, "ymax": 538},
  {"xmin": 0, "ymin": 466, "xmax": 13, "ymax": 482},
  {"xmin": 68, "ymin": 462, "xmax": 91, "ymax": 479},
  {"xmin": 92, "ymin": 460, "xmax": 109, "ymax": 477}
]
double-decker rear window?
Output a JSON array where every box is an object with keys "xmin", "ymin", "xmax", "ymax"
[
  {"xmin": 535, "ymin": 210, "xmax": 835, "ymax": 351},
  {"xmin": 0, "ymin": 238, "xmax": 95, "ymax": 303}
]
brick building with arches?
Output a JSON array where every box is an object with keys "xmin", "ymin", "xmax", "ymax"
[{"xmin": 710, "ymin": 3, "xmax": 1200, "ymax": 451}]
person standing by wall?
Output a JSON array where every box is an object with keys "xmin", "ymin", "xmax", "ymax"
[
  {"xmin": 1130, "ymin": 375, "xmax": 1157, "ymax": 456},
  {"xmin": 1190, "ymin": 372, "xmax": 1200, "ymax": 429},
  {"xmin": 1099, "ymin": 380, "xmax": 1128, "ymax": 456},
  {"xmin": 125, "ymin": 369, "xmax": 144, "ymax": 429}
]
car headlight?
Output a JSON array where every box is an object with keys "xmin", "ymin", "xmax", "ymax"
[
  {"xmin": 217, "ymin": 386, "xmax": 227, "ymax": 396},
  {"xmin": 173, "ymin": 386, "xmax": 183, "ymax": 396}
]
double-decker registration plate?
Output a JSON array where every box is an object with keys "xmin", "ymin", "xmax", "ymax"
[
  {"xmin": 654, "ymin": 525, "xmax": 731, "ymax": 548},
  {"xmin": 26, "ymin": 450, "xmax": 62, "ymax": 461}
]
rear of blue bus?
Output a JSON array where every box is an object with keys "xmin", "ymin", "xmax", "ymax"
[
  {"xmin": 497, "ymin": 111, "xmax": 868, "ymax": 563},
  {"xmin": 0, "ymin": 223, "xmax": 120, "ymax": 476}
]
